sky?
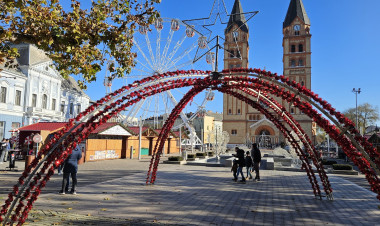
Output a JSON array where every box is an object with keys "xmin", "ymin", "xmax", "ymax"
[{"xmin": 84, "ymin": 0, "xmax": 380, "ymax": 124}]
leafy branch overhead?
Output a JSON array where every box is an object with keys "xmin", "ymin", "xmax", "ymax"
[{"xmin": 0, "ymin": 0, "xmax": 161, "ymax": 89}]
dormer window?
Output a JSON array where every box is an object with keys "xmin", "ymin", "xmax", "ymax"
[{"xmin": 294, "ymin": 25, "xmax": 300, "ymax": 36}]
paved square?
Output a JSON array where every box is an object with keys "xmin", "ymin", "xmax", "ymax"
[{"xmin": 25, "ymin": 163, "xmax": 380, "ymax": 226}]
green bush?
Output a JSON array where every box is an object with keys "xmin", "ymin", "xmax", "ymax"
[
  {"xmin": 332, "ymin": 164, "xmax": 353, "ymax": 170},
  {"xmin": 168, "ymin": 156, "xmax": 183, "ymax": 161},
  {"xmin": 196, "ymin": 152, "xmax": 206, "ymax": 157},
  {"xmin": 207, "ymin": 151, "xmax": 214, "ymax": 156},
  {"xmin": 187, "ymin": 154, "xmax": 195, "ymax": 159},
  {"xmin": 322, "ymin": 160, "xmax": 337, "ymax": 165}
]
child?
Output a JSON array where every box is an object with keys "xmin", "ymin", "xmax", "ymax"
[
  {"xmin": 231, "ymin": 159, "xmax": 238, "ymax": 182},
  {"xmin": 245, "ymin": 151, "xmax": 253, "ymax": 180}
]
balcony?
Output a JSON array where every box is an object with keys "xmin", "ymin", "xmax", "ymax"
[{"xmin": 27, "ymin": 107, "xmax": 63, "ymax": 117}]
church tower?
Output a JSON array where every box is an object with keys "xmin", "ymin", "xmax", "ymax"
[{"xmin": 282, "ymin": 0, "xmax": 314, "ymax": 141}]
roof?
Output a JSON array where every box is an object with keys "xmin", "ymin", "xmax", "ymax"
[
  {"xmin": 61, "ymin": 76, "xmax": 89, "ymax": 97},
  {"xmin": 18, "ymin": 122, "xmax": 67, "ymax": 132},
  {"xmin": 283, "ymin": 0, "xmax": 310, "ymax": 28},
  {"xmin": 225, "ymin": 0, "xmax": 248, "ymax": 34},
  {"xmin": 206, "ymin": 111, "xmax": 223, "ymax": 121}
]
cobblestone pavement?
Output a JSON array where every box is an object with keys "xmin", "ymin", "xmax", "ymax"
[{"xmin": 1, "ymin": 157, "xmax": 380, "ymax": 225}]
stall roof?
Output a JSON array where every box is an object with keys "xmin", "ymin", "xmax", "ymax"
[{"xmin": 18, "ymin": 122, "xmax": 67, "ymax": 132}]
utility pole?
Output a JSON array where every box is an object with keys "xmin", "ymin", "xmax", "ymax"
[{"xmin": 352, "ymin": 88, "xmax": 361, "ymax": 133}]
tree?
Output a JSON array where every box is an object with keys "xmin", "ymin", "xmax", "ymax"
[
  {"xmin": 343, "ymin": 103, "xmax": 379, "ymax": 134},
  {"xmin": 0, "ymin": 0, "xmax": 161, "ymax": 89}
]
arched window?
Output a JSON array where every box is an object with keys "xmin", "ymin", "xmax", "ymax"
[
  {"xmin": 42, "ymin": 94, "xmax": 48, "ymax": 109},
  {"xmin": 228, "ymin": 109, "xmax": 232, "ymax": 115},
  {"xmin": 291, "ymin": 45, "xmax": 296, "ymax": 53},
  {"xmin": 229, "ymin": 50, "xmax": 234, "ymax": 58},
  {"xmin": 290, "ymin": 59, "xmax": 296, "ymax": 67},
  {"xmin": 70, "ymin": 103, "xmax": 74, "ymax": 115},
  {"xmin": 298, "ymin": 44, "xmax": 303, "ymax": 52},
  {"xmin": 236, "ymin": 50, "xmax": 241, "ymax": 58},
  {"xmin": 298, "ymin": 59, "xmax": 304, "ymax": 67},
  {"xmin": 290, "ymin": 107, "xmax": 295, "ymax": 114},
  {"xmin": 237, "ymin": 109, "xmax": 241, "ymax": 114}
]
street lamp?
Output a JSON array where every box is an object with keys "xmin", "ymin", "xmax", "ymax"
[{"xmin": 352, "ymin": 88, "xmax": 361, "ymax": 133}]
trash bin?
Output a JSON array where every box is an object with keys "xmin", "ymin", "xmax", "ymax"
[{"xmin": 8, "ymin": 150, "xmax": 16, "ymax": 170}]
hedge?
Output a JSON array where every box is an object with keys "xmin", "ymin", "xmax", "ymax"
[
  {"xmin": 196, "ymin": 152, "xmax": 207, "ymax": 157},
  {"xmin": 332, "ymin": 164, "xmax": 353, "ymax": 170},
  {"xmin": 168, "ymin": 156, "xmax": 183, "ymax": 161},
  {"xmin": 322, "ymin": 160, "xmax": 337, "ymax": 165}
]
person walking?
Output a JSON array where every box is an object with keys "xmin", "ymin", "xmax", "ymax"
[
  {"xmin": 59, "ymin": 145, "xmax": 82, "ymax": 195},
  {"xmin": 251, "ymin": 143, "xmax": 262, "ymax": 181},
  {"xmin": 234, "ymin": 147, "xmax": 246, "ymax": 182},
  {"xmin": 245, "ymin": 151, "xmax": 253, "ymax": 180}
]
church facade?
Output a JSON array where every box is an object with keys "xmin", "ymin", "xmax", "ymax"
[{"xmin": 223, "ymin": 0, "xmax": 314, "ymax": 148}]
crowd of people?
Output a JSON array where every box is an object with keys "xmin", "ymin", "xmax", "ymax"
[{"xmin": 231, "ymin": 143, "xmax": 261, "ymax": 183}]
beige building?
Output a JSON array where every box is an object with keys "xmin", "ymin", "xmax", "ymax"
[{"xmin": 223, "ymin": 0, "xmax": 314, "ymax": 147}]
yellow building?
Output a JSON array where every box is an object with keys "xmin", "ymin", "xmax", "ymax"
[{"xmin": 223, "ymin": 0, "xmax": 314, "ymax": 147}]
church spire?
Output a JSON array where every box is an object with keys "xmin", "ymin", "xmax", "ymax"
[
  {"xmin": 225, "ymin": 0, "xmax": 248, "ymax": 34},
  {"xmin": 283, "ymin": 0, "xmax": 310, "ymax": 28}
]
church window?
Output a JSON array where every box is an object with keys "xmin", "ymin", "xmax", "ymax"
[
  {"xmin": 236, "ymin": 50, "xmax": 241, "ymax": 58},
  {"xmin": 228, "ymin": 109, "xmax": 232, "ymax": 115},
  {"xmin": 290, "ymin": 107, "xmax": 295, "ymax": 114},
  {"xmin": 229, "ymin": 50, "xmax": 234, "ymax": 58},
  {"xmin": 0, "ymin": 87, "xmax": 6, "ymax": 103},
  {"xmin": 32, "ymin": 94, "xmax": 37, "ymax": 107},
  {"xmin": 290, "ymin": 59, "xmax": 296, "ymax": 67},
  {"xmin": 291, "ymin": 45, "xmax": 296, "ymax": 53},
  {"xmin": 42, "ymin": 94, "xmax": 47, "ymax": 109},
  {"xmin": 231, "ymin": 129, "xmax": 237, "ymax": 135},
  {"xmin": 237, "ymin": 109, "xmax": 241, "ymax": 114},
  {"xmin": 298, "ymin": 59, "xmax": 304, "ymax": 67},
  {"xmin": 298, "ymin": 44, "xmax": 303, "ymax": 52},
  {"xmin": 15, "ymin": 90, "xmax": 21, "ymax": 106}
]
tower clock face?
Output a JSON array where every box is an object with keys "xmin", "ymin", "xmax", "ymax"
[
  {"xmin": 294, "ymin": 25, "xmax": 301, "ymax": 31},
  {"xmin": 233, "ymin": 31, "xmax": 239, "ymax": 39}
]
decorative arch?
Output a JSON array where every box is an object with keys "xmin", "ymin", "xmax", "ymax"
[{"xmin": 1, "ymin": 68, "xmax": 380, "ymax": 225}]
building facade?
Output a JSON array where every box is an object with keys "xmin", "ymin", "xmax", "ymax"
[
  {"xmin": 223, "ymin": 0, "xmax": 314, "ymax": 148},
  {"xmin": 0, "ymin": 44, "xmax": 90, "ymax": 139}
]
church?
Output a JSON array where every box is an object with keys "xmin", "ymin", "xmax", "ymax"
[{"xmin": 223, "ymin": 0, "xmax": 314, "ymax": 148}]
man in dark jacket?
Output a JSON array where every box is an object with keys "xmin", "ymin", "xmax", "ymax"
[
  {"xmin": 251, "ymin": 143, "xmax": 261, "ymax": 181},
  {"xmin": 60, "ymin": 146, "xmax": 82, "ymax": 195},
  {"xmin": 234, "ymin": 147, "xmax": 246, "ymax": 182}
]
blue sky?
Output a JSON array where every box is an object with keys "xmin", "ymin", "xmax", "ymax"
[{"xmin": 84, "ymin": 0, "xmax": 380, "ymax": 123}]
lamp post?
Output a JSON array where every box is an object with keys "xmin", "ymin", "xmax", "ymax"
[{"xmin": 352, "ymin": 88, "xmax": 361, "ymax": 133}]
